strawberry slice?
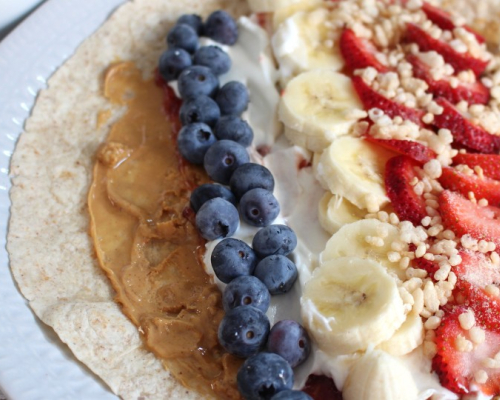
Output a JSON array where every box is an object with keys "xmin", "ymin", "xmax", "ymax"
[
  {"xmin": 432, "ymin": 98, "xmax": 500, "ymax": 154},
  {"xmin": 385, "ymin": 155, "xmax": 427, "ymax": 225},
  {"xmin": 407, "ymin": 54, "xmax": 489, "ymax": 105},
  {"xmin": 340, "ymin": 28, "xmax": 390, "ymax": 73},
  {"xmin": 421, "ymin": 1, "xmax": 485, "ymax": 44},
  {"xmin": 439, "ymin": 190, "xmax": 500, "ymax": 249},
  {"xmin": 433, "ymin": 306, "xmax": 500, "ymax": 396},
  {"xmin": 453, "ymin": 153, "xmax": 500, "ymax": 181},
  {"xmin": 352, "ymin": 76, "xmax": 425, "ymax": 126},
  {"xmin": 405, "ymin": 23, "xmax": 489, "ymax": 77},
  {"xmin": 302, "ymin": 375, "xmax": 342, "ymax": 400},
  {"xmin": 365, "ymin": 136, "xmax": 436, "ymax": 164}
]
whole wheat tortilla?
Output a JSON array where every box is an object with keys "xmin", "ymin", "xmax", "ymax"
[{"xmin": 7, "ymin": 0, "xmax": 248, "ymax": 398}]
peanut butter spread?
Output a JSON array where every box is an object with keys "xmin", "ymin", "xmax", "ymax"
[{"xmin": 88, "ymin": 62, "xmax": 241, "ymax": 399}]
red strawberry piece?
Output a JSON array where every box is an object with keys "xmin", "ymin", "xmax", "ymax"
[
  {"xmin": 433, "ymin": 306, "xmax": 500, "ymax": 396},
  {"xmin": 407, "ymin": 54, "xmax": 489, "ymax": 105},
  {"xmin": 439, "ymin": 190, "xmax": 500, "ymax": 249},
  {"xmin": 405, "ymin": 23, "xmax": 489, "ymax": 77},
  {"xmin": 385, "ymin": 155, "xmax": 427, "ymax": 225},
  {"xmin": 439, "ymin": 167, "xmax": 500, "ymax": 207},
  {"xmin": 413, "ymin": 256, "xmax": 440, "ymax": 277},
  {"xmin": 352, "ymin": 76, "xmax": 425, "ymax": 126},
  {"xmin": 433, "ymin": 98, "xmax": 500, "ymax": 154},
  {"xmin": 453, "ymin": 153, "xmax": 500, "ymax": 181},
  {"xmin": 365, "ymin": 136, "xmax": 436, "ymax": 164},
  {"xmin": 302, "ymin": 375, "xmax": 343, "ymax": 400},
  {"xmin": 421, "ymin": 1, "xmax": 485, "ymax": 44},
  {"xmin": 340, "ymin": 28, "xmax": 390, "ymax": 73}
]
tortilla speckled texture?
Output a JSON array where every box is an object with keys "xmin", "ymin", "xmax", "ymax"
[{"xmin": 7, "ymin": 0, "xmax": 248, "ymax": 399}]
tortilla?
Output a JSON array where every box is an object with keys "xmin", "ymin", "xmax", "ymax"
[{"xmin": 7, "ymin": 0, "xmax": 248, "ymax": 398}]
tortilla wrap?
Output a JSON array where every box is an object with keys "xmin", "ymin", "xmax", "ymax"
[{"xmin": 7, "ymin": 0, "xmax": 248, "ymax": 398}]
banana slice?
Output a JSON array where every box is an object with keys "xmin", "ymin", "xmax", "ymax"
[
  {"xmin": 301, "ymin": 256, "xmax": 406, "ymax": 355},
  {"xmin": 315, "ymin": 136, "xmax": 395, "ymax": 211},
  {"xmin": 318, "ymin": 192, "xmax": 365, "ymax": 235},
  {"xmin": 342, "ymin": 349, "xmax": 419, "ymax": 400},
  {"xmin": 377, "ymin": 311, "xmax": 424, "ymax": 356},
  {"xmin": 320, "ymin": 219, "xmax": 408, "ymax": 280},
  {"xmin": 272, "ymin": 8, "xmax": 344, "ymax": 83},
  {"xmin": 279, "ymin": 70, "xmax": 362, "ymax": 153},
  {"xmin": 272, "ymin": 0, "xmax": 324, "ymax": 29}
]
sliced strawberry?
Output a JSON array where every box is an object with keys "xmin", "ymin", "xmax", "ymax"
[
  {"xmin": 302, "ymin": 375, "xmax": 342, "ymax": 400},
  {"xmin": 407, "ymin": 54, "xmax": 489, "ymax": 105},
  {"xmin": 365, "ymin": 136, "xmax": 436, "ymax": 164},
  {"xmin": 340, "ymin": 28, "xmax": 390, "ymax": 73},
  {"xmin": 439, "ymin": 167, "xmax": 500, "ymax": 207},
  {"xmin": 421, "ymin": 1, "xmax": 485, "ymax": 44},
  {"xmin": 439, "ymin": 190, "xmax": 500, "ymax": 249},
  {"xmin": 433, "ymin": 306, "xmax": 500, "ymax": 396},
  {"xmin": 385, "ymin": 155, "xmax": 427, "ymax": 225},
  {"xmin": 433, "ymin": 98, "xmax": 500, "ymax": 154},
  {"xmin": 352, "ymin": 76, "xmax": 425, "ymax": 126},
  {"xmin": 453, "ymin": 153, "xmax": 500, "ymax": 181},
  {"xmin": 405, "ymin": 23, "xmax": 489, "ymax": 77}
]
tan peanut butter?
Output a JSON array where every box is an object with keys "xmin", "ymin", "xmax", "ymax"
[{"xmin": 88, "ymin": 62, "xmax": 242, "ymax": 399}]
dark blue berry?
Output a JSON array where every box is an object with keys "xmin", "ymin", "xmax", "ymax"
[
  {"xmin": 193, "ymin": 46, "xmax": 231, "ymax": 76},
  {"xmin": 252, "ymin": 225, "xmax": 297, "ymax": 258},
  {"xmin": 239, "ymin": 188, "xmax": 280, "ymax": 227},
  {"xmin": 195, "ymin": 197, "xmax": 239, "ymax": 240},
  {"xmin": 211, "ymin": 238, "xmax": 258, "ymax": 284},
  {"xmin": 190, "ymin": 183, "xmax": 236, "ymax": 212},
  {"xmin": 237, "ymin": 352, "xmax": 293, "ymax": 400},
  {"xmin": 271, "ymin": 390, "xmax": 312, "ymax": 400},
  {"xmin": 204, "ymin": 140, "xmax": 250, "ymax": 185},
  {"xmin": 178, "ymin": 66, "xmax": 219, "ymax": 100},
  {"xmin": 214, "ymin": 116, "xmax": 254, "ymax": 147},
  {"xmin": 230, "ymin": 163, "xmax": 275, "ymax": 200},
  {"xmin": 177, "ymin": 14, "xmax": 203, "ymax": 35},
  {"xmin": 204, "ymin": 10, "xmax": 238, "ymax": 45},
  {"xmin": 180, "ymin": 95, "xmax": 220, "ymax": 127},
  {"xmin": 216, "ymin": 81, "xmax": 249, "ymax": 115},
  {"xmin": 223, "ymin": 275, "xmax": 270, "ymax": 313},
  {"xmin": 158, "ymin": 48, "xmax": 192, "ymax": 82},
  {"xmin": 267, "ymin": 320, "xmax": 311, "ymax": 368},
  {"xmin": 177, "ymin": 123, "xmax": 216, "ymax": 164},
  {"xmin": 167, "ymin": 23, "xmax": 198, "ymax": 53},
  {"xmin": 254, "ymin": 255, "xmax": 298, "ymax": 295},
  {"xmin": 218, "ymin": 306, "xmax": 270, "ymax": 358}
]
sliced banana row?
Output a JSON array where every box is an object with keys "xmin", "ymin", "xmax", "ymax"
[{"xmin": 317, "ymin": 192, "xmax": 365, "ymax": 235}]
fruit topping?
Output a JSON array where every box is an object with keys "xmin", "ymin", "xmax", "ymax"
[
  {"xmin": 195, "ymin": 197, "xmax": 240, "ymax": 241},
  {"xmin": 177, "ymin": 122, "xmax": 217, "ymax": 164},
  {"xmin": 177, "ymin": 14, "xmax": 203, "ymax": 35},
  {"xmin": 158, "ymin": 48, "xmax": 192, "ymax": 82},
  {"xmin": 384, "ymin": 155, "xmax": 427, "ymax": 226},
  {"xmin": 211, "ymin": 238, "xmax": 258, "ymax": 284},
  {"xmin": 222, "ymin": 275, "xmax": 271, "ymax": 313},
  {"xmin": 365, "ymin": 136, "xmax": 436, "ymax": 164},
  {"xmin": 266, "ymin": 320, "xmax": 311, "ymax": 368},
  {"xmin": 167, "ymin": 23, "xmax": 199, "ymax": 53},
  {"xmin": 229, "ymin": 163, "xmax": 275, "ymax": 200},
  {"xmin": 253, "ymin": 255, "xmax": 298, "ymax": 295},
  {"xmin": 432, "ymin": 98, "xmax": 500, "ymax": 154},
  {"xmin": 270, "ymin": 390, "xmax": 312, "ymax": 400},
  {"xmin": 216, "ymin": 81, "xmax": 250, "ymax": 116},
  {"xmin": 203, "ymin": 139, "xmax": 250, "ymax": 185},
  {"xmin": 239, "ymin": 188, "xmax": 280, "ymax": 227},
  {"xmin": 190, "ymin": 183, "xmax": 237, "ymax": 212},
  {"xmin": 179, "ymin": 95, "xmax": 221, "ymax": 127},
  {"xmin": 204, "ymin": 10, "xmax": 239, "ymax": 45},
  {"xmin": 302, "ymin": 375, "xmax": 342, "ymax": 400},
  {"xmin": 453, "ymin": 153, "xmax": 500, "ymax": 181},
  {"xmin": 214, "ymin": 116, "xmax": 254, "ymax": 146},
  {"xmin": 252, "ymin": 224, "xmax": 297, "ymax": 259},
  {"xmin": 177, "ymin": 65, "xmax": 219, "ymax": 99},
  {"xmin": 340, "ymin": 28, "xmax": 389, "ymax": 73},
  {"xmin": 193, "ymin": 45, "xmax": 232, "ymax": 76}
]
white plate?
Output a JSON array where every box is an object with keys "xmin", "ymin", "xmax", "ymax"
[{"xmin": 0, "ymin": 1, "xmax": 128, "ymax": 399}]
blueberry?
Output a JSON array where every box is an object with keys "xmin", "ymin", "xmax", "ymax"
[
  {"xmin": 237, "ymin": 352, "xmax": 293, "ymax": 400},
  {"xmin": 218, "ymin": 306, "xmax": 270, "ymax": 358},
  {"xmin": 223, "ymin": 275, "xmax": 270, "ymax": 313},
  {"xmin": 214, "ymin": 116, "xmax": 254, "ymax": 147},
  {"xmin": 167, "ymin": 23, "xmax": 198, "ymax": 53},
  {"xmin": 211, "ymin": 238, "xmax": 258, "ymax": 284},
  {"xmin": 230, "ymin": 163, "xmax": 275, "ymax": 199},
  {"xmin": 254, "ymin": 255, "xmax": 298, "ymax": 295},
  {"xmin": 177, "ymin": 14, "xmax": 203, "ymax": 35},
  {"xmin": 177, "ymin": 123, "xmax": 216, "ymax": 164},
  {"xmin": 178, "ymin": 66, "xmax": 219, "ymax": 100},
  {"xmin": 158, "ymin": 48, "xmax": 192, "ymax": 82},
  {"xmin": 267, "ymin": 320, "xmax": 311, "ymax": 368},
  {"xmin": 239, "ymin": 188, "xmax": 280, "ymax": 227},
  {"xmin": 190, "ymin": 183, "xmax": 236, "ymax": 212},
  {"xmin": 193, "ymin": 46, "xmax": 231, "ymax": 76},
  {"xmin": 204, "ymin": 10, "xmax": 238, "ymax": 45},
  {"xmin": 180, "ymin": 95, "xmax": 220, "ymax": 127},
  {"xmin": 216, "ymin": 81, "xmax": 249, "ymax": 115},
  {"xmin": 195, "ymin": 197, "xmax": 239, "ymax": 240},
  {"xmin": 204, "ymin": 140, "xmax": 250, "ymax": 185},
  {"xmin": 271, "ymin": 390, "xmax": 312, "ymax": 400},
  {"xmin": 252, "ymin": 225, "xmax": 297, "ymax": 258}
]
